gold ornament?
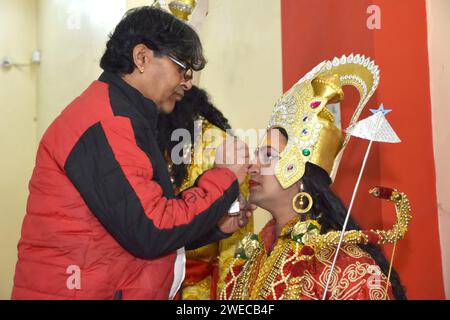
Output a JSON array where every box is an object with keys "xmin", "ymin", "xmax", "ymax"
[
  {"xmin": 291, "ymin": 220, "xmax": 320, "ymax": 244},
  {"xmin": 169, "ymin": 0, "xmax": 196, "ymax": 21},
  {"xmin": 292, "ymin": 192, "xmax": 313, "ymax": 214},
  {"xmin": 152, "ymin": 0, "xmax": 197, "ymax": 22},
  {"xmin": 235, "ymin": 234, "xmax": 261, "ymax": 260},
  {"xmin": 268, "ymin": 54, "xmax": 380, "ymax": 189}
]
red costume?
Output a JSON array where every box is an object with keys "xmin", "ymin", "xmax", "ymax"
[{"xmin": 220, "ymin": 218, "xmax": 395, "ymax": 300}]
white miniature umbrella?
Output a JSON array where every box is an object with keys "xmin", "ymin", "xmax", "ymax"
[
  {"xmin": 345, "ymin": 108, "xmax": 400, "ymax": 143},
  {"xmin": 322, "ymin": 104, "xmax": 401, "ymax": 300}
]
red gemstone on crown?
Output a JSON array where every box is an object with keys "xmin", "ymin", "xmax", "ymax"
[{"xmin": 310, "ymin": 101, "xmax": 321, "ymax": 109}]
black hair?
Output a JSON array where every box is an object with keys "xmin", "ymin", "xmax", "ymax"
[
  {"xmin": 158, "ymin": 86, "xmax": 231, "ymax": 187},
  {"xmin": 100, "ymin": 6, "xmax": 206, "ymax": 75},
  {"xmin": 277, "ymin": 127, "xmax": 407, "ymax": 300}
]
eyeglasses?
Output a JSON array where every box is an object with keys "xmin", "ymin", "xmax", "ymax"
[
  {"xmin": 255, "ymin": 146, "xmax": 281, "ymax": 167},
  {"xmin": 167, "ymin": 55, "xmax": 193, "ymax": 81}
]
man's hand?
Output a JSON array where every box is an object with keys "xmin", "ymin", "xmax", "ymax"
[
  {"xmin": 218, "ymin": 195, "xmax": 257, "ymax": 234},
  {"xmin": 215, "ymin": 135, "xmax": 250, "ymax": 185}
]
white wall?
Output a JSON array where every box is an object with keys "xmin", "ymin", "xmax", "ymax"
[
  {"xmin": 427, "ymin": 0, "xmax": 450, "ymax": 299},
  {"xmin": 0, "ymin": 0, "xmax": 126, "ymax": 299},
  {"xmin": 0, "ymin": 0, "xmax": 38, "ymax": 300},
  {"xmin": 36, "ymin": 0, "xmax": 126, "ymax": 138}
]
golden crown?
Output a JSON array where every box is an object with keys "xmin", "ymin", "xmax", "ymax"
[
  {"xmin": 268, "ymin": 54, "xmax": 380, "ymax": 189},
  {"xmin": 152, "ymin": 0, "xmax": 197, "ymax": 22}
]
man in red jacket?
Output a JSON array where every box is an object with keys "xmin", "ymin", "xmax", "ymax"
[{"xmin": 12, "ymin": 6, "xmax": 251, "ymax": 300}]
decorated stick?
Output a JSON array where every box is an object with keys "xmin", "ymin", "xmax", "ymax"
[{"xmin": 322, "ymin": 104, "xmax": 400, "ymax": 299}]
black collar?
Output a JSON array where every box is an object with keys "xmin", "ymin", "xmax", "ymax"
[{"xmin": 99, "ymin": 71, "xmax": 159, "ymax": 130}]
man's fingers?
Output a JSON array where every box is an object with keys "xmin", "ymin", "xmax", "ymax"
[
  {"xmin": 238, "ymin": 217, "xmax": 247, "ymax": 228},
  {"xmin": 242, "ymin": 203, "xmax": 257, "ymax": 212},
  {"xmin": 238, "ymin": 210, "xmax": 251, "ymax": 227}
]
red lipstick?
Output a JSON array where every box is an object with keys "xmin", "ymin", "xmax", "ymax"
[{"xmin": 249, "ymin": 180, "xmax": 261, "ymax": 188}]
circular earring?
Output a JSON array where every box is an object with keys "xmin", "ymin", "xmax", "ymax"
[
  {"xmin": 140, "ymin": 68, "xmax": 144, "ymax": 74},
  {"xmin": 292, "ymin": 182, "xmax": 313, "ymax": 214}
]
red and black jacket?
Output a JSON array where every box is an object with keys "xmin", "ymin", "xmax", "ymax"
[{"xmin": 12, "ymin": 72, "xmax": 239, "ymax": 299}]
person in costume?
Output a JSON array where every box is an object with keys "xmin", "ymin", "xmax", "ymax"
[
  {"xmin": 158, "ymin": 85, "xmax": 254, "ymax": 300},
  {"xmin": 220, "ymin": 55, "xmax": 412, "ymax": 300}
]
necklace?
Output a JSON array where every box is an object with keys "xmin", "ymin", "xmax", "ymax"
[{"xmin": 224, "ymin": 218, "xmax": 321, "ymax": 300}]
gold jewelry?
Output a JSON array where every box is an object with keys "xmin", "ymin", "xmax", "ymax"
[
  {"xmin": 292, "ymin": 192, "xmax": 313, "ymax": 214},
  {"xmin": 268, "ymin": 54, "xmax": 380, "ymax": 189},
  {"xmin": 292, "ymin": 182, "xmax": 313, "ymax": 214},
  {"xmin": 140, "ymin": 68, "xmax": 144, "ymax": 74},
  {"xmin": 221, "ymin": 218, "xmax": 299, "ymax": 300}
]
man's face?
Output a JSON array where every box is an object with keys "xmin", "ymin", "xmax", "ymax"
[{"xmin": 141, "ymin": 50, "xmax": 193, "ymax": 113}]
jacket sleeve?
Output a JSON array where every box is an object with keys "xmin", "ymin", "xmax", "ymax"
[
  {"xmin": 64, "ymin": 117, "xmax": 239, "ymax": 260},
  {"xmin": 185, "ymin": 226, "xmax": 232, "ymax": 251}
]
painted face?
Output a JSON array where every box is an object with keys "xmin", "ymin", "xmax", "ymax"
[{"xmin": 248, "ymin": 128, "xmax": 292, "ymax": 210}]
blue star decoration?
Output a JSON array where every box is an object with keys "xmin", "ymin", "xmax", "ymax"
[{"xmin": 370, "ymin": 103, "xmax": 392, "ymax": 116}]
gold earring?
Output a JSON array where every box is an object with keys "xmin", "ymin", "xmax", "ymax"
[
  {"xmin": 140, "ymin": 68, "xmax": 144, "ymax": 74},
  {"xmin": 292, "ymin": 183, "xmax": 313, "ymax": 214}
]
